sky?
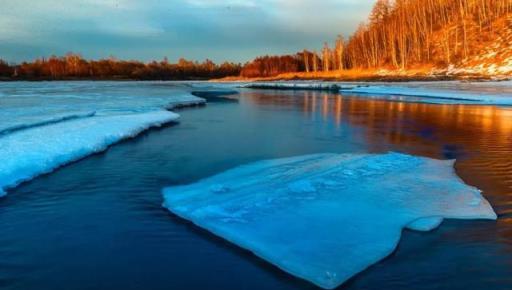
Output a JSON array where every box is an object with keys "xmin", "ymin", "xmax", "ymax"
[{"xmin": 0, "ymin": 0, "xmax": 375, "ymax": 63}]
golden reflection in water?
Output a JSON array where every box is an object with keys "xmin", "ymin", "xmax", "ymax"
[
  {"xmin": 244, "ymin": 90, "xmax": 512, "ymax": 151},
  {"xmin": 335, "ymin": 96, "xmax": 342, "ymax": 128},
  {"xmin": 322, "ymin": 94, "xmax": 329, "ymax": 122},
  {"xmin": 311, "ymin": 93, "xmax": 317, "ymax": 115}
]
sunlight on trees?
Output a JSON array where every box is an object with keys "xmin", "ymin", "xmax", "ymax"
[{"xmin": 241, "ymin": 0, "xmax": 511, "ymax": 77}]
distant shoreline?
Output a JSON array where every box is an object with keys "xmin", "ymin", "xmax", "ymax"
[{"xmin": 1, "ymin": 72, "xmax": 510, "ymax": 83}]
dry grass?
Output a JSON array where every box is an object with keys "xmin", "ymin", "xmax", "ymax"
[{"xmin": 216, "ymin": 65, "xmax": 459, "ymax": 82}]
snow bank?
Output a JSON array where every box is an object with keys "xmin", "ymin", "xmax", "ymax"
[
  {"xmin": 0, "ymin": 111, "xmax": 179, "ymax": 197},
  {"xmin": 163, "ymin": 153, "xmax": 496, "ymax": 289},
  {"xmin": 341, "ymin": 85, "xmax": 512, "ymax": 105}
]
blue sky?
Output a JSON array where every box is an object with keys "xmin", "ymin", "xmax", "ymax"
[{"xmin": 0, "ymin": 0, "xmax": 374, "ymax": 63}]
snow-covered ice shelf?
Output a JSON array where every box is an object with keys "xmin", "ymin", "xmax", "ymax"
[
  {"xmin": 0, "ymin": 81, "xmax": 205, "ymax": 133},
  {"xmin": 163, "ymin": 153, "xmax": 496, "ymax": 289},
  {"xmin": 0, "ymin": 111, "xmax": 179, "ymax": 197},
  {"xmin": 0, "ymin": 81, "xmax": 214, "ymax": 196},
  {"xmin": 341, "ymin": 84, "xmax": 512, "ymax": 105}
]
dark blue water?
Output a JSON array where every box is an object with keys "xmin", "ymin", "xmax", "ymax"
[{"xmin": 1, "ymin": 89, "xmax": 511, "ymax": 290}]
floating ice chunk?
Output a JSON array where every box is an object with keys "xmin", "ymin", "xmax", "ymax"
[
  {"xmin": 0, "ymin": 111, "xmax": 179, "ymax": 196},
  {"xmin": 341, "ymin": 85, "xmax": 512, "ymax": 105},
  {"xmin": 163, "ymin": 153, "xmax": 496, "ymax": 289}
]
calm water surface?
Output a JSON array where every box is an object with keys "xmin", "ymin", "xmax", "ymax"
[{"xmin": 1, "ymin": 88, "xmax": 511, "ymax": 290}]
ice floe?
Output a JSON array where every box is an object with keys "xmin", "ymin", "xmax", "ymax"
[
  {"xmin": 163, "ymin": 152, "xmax": 496, "ymax": 289},
  {"xmin": 0, "ymin": 111, "xmax": 178, "ymax": 197}
]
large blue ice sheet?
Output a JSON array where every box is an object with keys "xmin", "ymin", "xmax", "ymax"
[{"xmin": 163, "ymin": 153, "xmax": 496, "ymax": 289}]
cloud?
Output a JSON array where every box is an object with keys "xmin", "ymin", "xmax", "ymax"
[
  {"xmin": 0, "ymin": 0, "xmax": 375, "ymax": 62},
  {"xmin": 1, "ymin": 0, "xmax": 163, "ymax": 40},
  {"xmin": 186, "ymin": 0, "xmax": 258, "ymax": 8}
]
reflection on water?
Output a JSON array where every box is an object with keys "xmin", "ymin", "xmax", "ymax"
[{"xmin": 1, "ymin": 87, "xmax": 511, "ymax": 290}]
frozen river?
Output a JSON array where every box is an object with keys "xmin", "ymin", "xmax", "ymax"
[{"xmin": 0, "ymin": 81, "xmax": 511, "ymax": 290}]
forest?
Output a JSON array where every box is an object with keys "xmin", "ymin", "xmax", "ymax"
[
  {"xmin": 0, "ymin": 54, "xmax": 241, "ymax": 80},
  {"xmin": 242, "ymin": 0, "xmax": 512, "ymax": 77}
]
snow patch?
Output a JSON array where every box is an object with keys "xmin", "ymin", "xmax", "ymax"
[{"xmin": 163, "ymin": 153, "xmax": 496, "ymax": 289}]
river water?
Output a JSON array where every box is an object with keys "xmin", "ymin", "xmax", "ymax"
[{"xmin": 1, "ymin": 84, "xmax": 511, "ymax": 290}]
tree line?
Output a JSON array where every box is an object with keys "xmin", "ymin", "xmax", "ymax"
[
  {"xmin": 240, "ymin": 55, "xmax": 304, "ymax": 78},
  {"xmin": 241, "ymin": 0, "xmax": 511, "ymax": 77},
  {"xmin": 0, "ymin": 54, "xmax": 242, "ymax": 80},
  {"xmin": 344, "ymin": 0, "xmax": 511, "ymax": 69}
]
